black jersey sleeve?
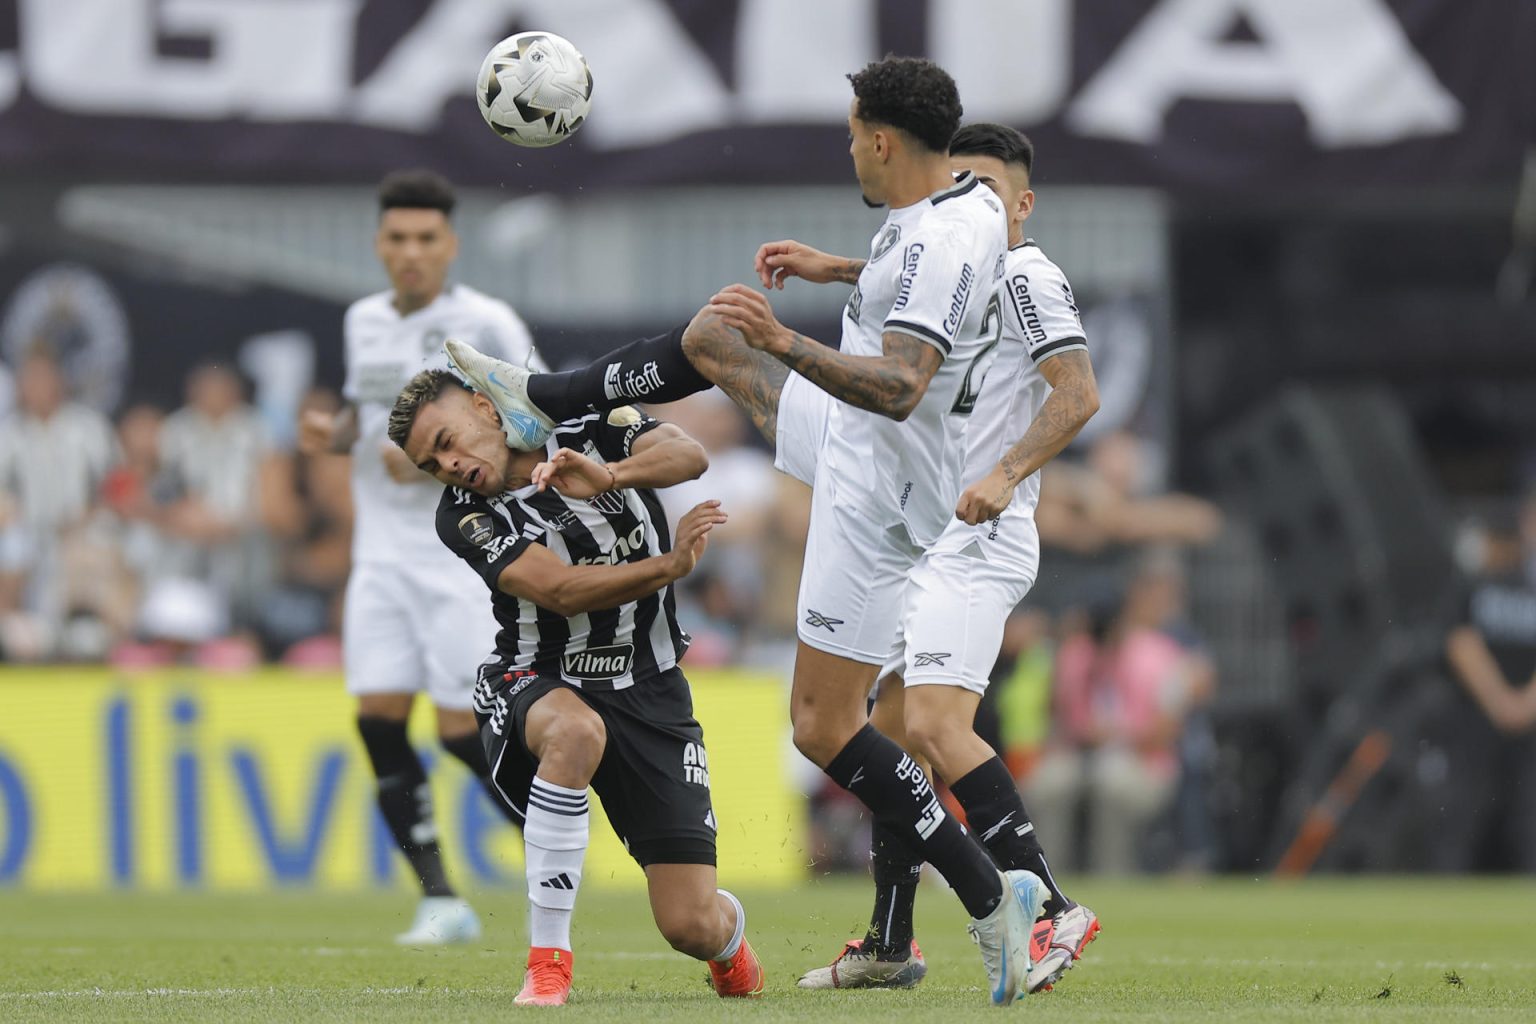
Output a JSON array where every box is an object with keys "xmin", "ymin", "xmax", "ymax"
[
  {"xmin": 587, "ymin": 405, "xmax": 664, "ymax": 464},
  {"xmin": 435, "ymin": 489, "xmax": 541, "ymax": 590}
]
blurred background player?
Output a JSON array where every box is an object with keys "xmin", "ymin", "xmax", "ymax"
[
  {"xmin": 388, "ymin": 371, "xmax": 762, "ymax": 1006},
  {"xmin": 297, "ymin": 170, "xmax": 543, "ymax": 944}
]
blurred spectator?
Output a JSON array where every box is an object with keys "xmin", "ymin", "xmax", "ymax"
[
  {"xmin": 986, "ymin": 607, "xmax": 1056, "ymax": 779},
  {"xmin": 1440, "ymin": 497, "xmax": 1536, "ymax": 869},
  {"xmin": 258, "ymin": 388, "xmax": 353, "ymax": 663},
  {"xmin": 156, "ymin": 362, "xmax": 289, "ymax": 636},
  {"xmin": 1119, "ymin": 548, "xmax": 1220, "ymax": 871},
  {"xmin": 0, "ymin": 348, "xmax": 120, "ymax": 658},
  {"xmin": 1025, "ymin": 574, "xmax": 1198, "ymax": 874},
  {"xmin": 1036, "ymin": 429, "xmax": 1223, "ymax": 555}
]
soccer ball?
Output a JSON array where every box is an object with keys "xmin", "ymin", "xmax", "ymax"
[{"xmin": 475, "ymin": 31, "xmax": 593, "ymax": 148}]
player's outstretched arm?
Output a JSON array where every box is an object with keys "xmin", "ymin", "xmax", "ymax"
[
  {"xmin": 706, "ymin": 285, "xmax": 940, "ymax": 420},
  {"xmin": 495, "ymin": 500, "xmax": 727, "ymax": 617},
  {"xmin": 754, "ymin": 240, "xmax": 865, "ymax": 290},
  {"xmin": 956, "ymin": 350, "xmax": 1100, "ymax": 525},
  {"xmin": 531, "ymin": 424, "xmax": 707, "ymax": 498}
]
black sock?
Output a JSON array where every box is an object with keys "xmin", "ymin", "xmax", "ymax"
[
  {"xmin": 949, "ymin": 756, "xmax": 1071, "ymax": 917},
  {"xmin": 358, "ymin": 716, "xmax": 454, "ymax": 898},
  {"xmin": 865, "ymin": 821, "xmax": 921, "ymax": 957},
  {"xmin": 440, "ymin": 731, "xmax": 524, "ymax": 831},
  {"xmin": 825, "ymin": 724, "xmax": 1002, "ymax": 920},
  {"xmin": 526, "ymin": 326, "xmax": 709, "ymax": 419}
]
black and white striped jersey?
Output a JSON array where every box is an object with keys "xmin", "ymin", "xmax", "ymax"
[{"xmin": 435, "ymin": 406, "xmax": 689, "ymax": 692}]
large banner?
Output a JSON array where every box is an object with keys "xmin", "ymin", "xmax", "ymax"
[
  {"xmin": 1, "ymin": 0, "xmax": 1530, "ymax": 193},
  {"xmin": 0, "ymin": 669, "xmax": 802, "ymax": 890}
]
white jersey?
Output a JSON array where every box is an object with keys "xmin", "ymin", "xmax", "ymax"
[
  {"xmin": 821, "ymin": 172, "xmax": 1009, "ymax": 548},
  {"xmin": 947, "ymin": 239, "xmax": 1086, "ymax": 568},
  {"xmin": 343, "ymin": 283, "xmax": 542, "ymax": 564}
]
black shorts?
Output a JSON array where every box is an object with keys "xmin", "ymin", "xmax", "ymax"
[{"xmin": 476, "ymin": 663, "xmax": 717, "ymax": 868}]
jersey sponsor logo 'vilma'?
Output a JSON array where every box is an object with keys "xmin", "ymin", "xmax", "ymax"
[{"xmin": 562, "ymin": 642, "xmax": 635, "ymax": 681}]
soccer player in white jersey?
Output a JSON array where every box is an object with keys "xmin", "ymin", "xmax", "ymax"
[
  {"xmin": 795, "ymin": 124, "xmax": 1103, "ymax": 995},
  {"xmin": 447, "ymin": 59, "xmax": 1048, "ymax": 1005},
  {"xmin": 298, "ymin": 171, "xmax": 543, "ymax": 945}
]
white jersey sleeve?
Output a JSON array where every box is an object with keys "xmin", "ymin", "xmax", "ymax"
[
  {"xmin": 470, "ymin": 298, "xmax": 545, "ymax": 372},
  {"xmin": 1002, "ymin": 247, "xmax": 1087, "ymax": 364},
  {"xmin": 340, "ymin": 300, "xmax": 368, "ymax": 405},
  {"xmin": 881, "ymin": 222, "xmax": 986, "ymax": 356}
]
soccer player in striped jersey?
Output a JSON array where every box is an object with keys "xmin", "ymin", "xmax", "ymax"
[
  {"xmin": 386, "ymin": 370, "xmax": 763, "ymax": 1006},
  {"xmin": 298, "ymin": 171, "xmax": 541, "ymax": 945},
  {"xmin": 798, "ymin": 123, "xmax": 1101, "ymax": 995}
]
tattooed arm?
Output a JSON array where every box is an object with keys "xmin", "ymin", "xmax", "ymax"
[
  {"xmin": 773, "ymin": 330, "xmax": 941, "ymax": 420},
  {"xmin": 755, "ymin": 240, "xmax": 865, "ymax": 289},
  {"xmin": 705, "ymin": 285, "xmax": 942, "ymax": 420},
  {"xmin": 955, "ymin": 349, "xmax": 1099, "ymax": 525}
]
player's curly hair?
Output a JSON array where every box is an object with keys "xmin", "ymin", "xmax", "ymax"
[
  {"xmin": 387, "ymin": 368, "xmax": 471, "ymax": 450},
  {"xmin": 378, "ymin": 169, "xmax": 457, "ymax": 218},
  {"xmin": 847, "ymin": 56, "xmax": 963, "ymax": 154},
  {"xmin": 949, "ymin": 122, "xmax": 1035, "ymax": 176}
]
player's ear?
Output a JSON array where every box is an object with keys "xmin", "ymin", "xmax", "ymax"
[
  {"xmin": 1018, "ymin": 188, "xmax": 1035, "ymax": 224},
  {"xmin": 470, "ymin": 390, "xmax": 500, "ymax": 425}
]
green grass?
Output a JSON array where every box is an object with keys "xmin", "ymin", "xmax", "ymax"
[{"xmin": 2, "ymin": 877, "xmax": 1534, "ymax": 1021}]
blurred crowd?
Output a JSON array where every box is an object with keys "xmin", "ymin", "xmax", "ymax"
[{"xmin": 0, "ymin": 348, "xmax": 351, "ymax": 667}]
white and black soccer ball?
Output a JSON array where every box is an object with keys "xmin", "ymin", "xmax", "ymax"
[{"xmin": 475, "ymin": 31, "xmax": 593, "ymax": 148}]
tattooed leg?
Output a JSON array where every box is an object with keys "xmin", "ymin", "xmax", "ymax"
[{"xmin": 681, "ymin": 311, "xmax": 790, "ymax": 444}]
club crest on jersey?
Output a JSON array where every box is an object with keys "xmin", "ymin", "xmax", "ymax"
[
  {"xmin": 586, "ymin": 489, "xmax": 626, "ymax": 515},
  {"xmin": 458, "ymin": 512, "xmax": 496, "ymax": 547},
  {"xmin": 562, "ymin": 642, "xmax": 635, "ymax": 681},
  {"xmin": 870, "ymin": 224, "xmax": 901, "ymax": 263}
]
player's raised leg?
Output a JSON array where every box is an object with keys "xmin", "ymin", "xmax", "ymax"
[
  {"xmin": 447, "ymin": 324, "xmax": 714, "ymax": 448},
  {"xmin": 445, "ymin": 311, "xmax": 789, "ymax": 449}
]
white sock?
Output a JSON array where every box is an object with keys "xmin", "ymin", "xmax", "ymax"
[
  {"xmin": 711, "ymin": 888, "xmax": 745, "ymax": 962},
  {"xmin": 524, "ymin": 776, "xmax": 589, "ymax": 951}
]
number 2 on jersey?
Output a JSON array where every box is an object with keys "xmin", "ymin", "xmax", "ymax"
[{"xmin": 950, "ymin": 293, "xmax": 1003, "ymax": 416}]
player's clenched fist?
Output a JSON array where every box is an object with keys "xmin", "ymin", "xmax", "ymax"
[
  {"xmin": 669, "ymin": 500, "xmax": 728, "ymax": 578},
  {"xmin": 955, "ymin": 469, "xmax": 1014, "ymax": 525}
]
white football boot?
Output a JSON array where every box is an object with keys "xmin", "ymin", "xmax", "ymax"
[
  {"xmin": 796, "ymin": 938, "xmax": 927, "ymax": 989},
  {"xmin": 394, "ymin": 896, "xmax": 482, "ymax": 946},
  {"xmin": 1027, "ymin": 902, "xmax": 1101, "ymax": 994},
  {"xmin": 966, "ymin": 869, "xmax": 1047, "ymax": 1006},
  {"xmin": 444, "ymin": 338, "xmax": 556, "ymax": 450}
]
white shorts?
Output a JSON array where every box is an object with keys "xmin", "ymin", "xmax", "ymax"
[
  {"xmin": 343, "ymin": 559, "xmax": 503, "ymax": 710},
  {"xmin": 882, "ymin": 514, "xmax": 1041, "ymax": 695},
  {"xmin": 774, "ymin": 372, "xmax": 922, "ymax": 663},
  {"xmin": 772, "ymin": 371, "xmax": 832, "ymax": 488}
]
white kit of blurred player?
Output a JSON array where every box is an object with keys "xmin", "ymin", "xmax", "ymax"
[{"xmin": 299, "ymin": 170, "xmax": 543, "ymax": 945}]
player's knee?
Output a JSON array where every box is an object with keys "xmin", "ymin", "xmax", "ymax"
[
  {"xmin": 902, "ymin": 716, "xmax": 954, "ymax": 769},
  {"xmin": 790, "ymin": 716, "xmax": 842, "ymax": 768},
  {"xmin": 540, "ymin": 711, "xmax": 607, "ymax": 776},
  {"xmin": 680, "ymin": 311, "xmax": 729, "ymax": 372}
]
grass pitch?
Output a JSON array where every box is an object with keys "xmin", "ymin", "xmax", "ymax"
[{"xmin": 2, "ymin": 877, "xmax": 1533, "ymax": 1022}]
